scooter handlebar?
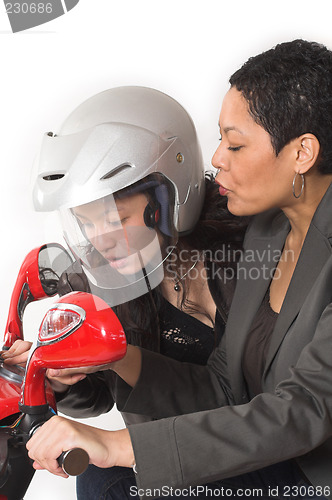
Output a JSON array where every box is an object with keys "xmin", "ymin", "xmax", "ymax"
[
  {"xmin": 57, "ymin": 448, "xmax": 89, "ymax": 476},
  {"xmin": 27, "ymin": 416, "xmax": 89, "ymax": 477}
]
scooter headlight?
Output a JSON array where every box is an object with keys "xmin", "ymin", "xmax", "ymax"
[{"xmin": 39, "ymin": 304, "xmax": 85, "ymax": 343}]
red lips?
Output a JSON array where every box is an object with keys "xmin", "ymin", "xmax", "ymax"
[{"xmin": 215, "ymin": 180, "xmax": 229, "ymax": 196}]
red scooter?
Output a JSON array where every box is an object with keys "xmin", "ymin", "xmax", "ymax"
[{"xmin": 0, "ymin": 244, "xmax": 127, "ymax": 500}]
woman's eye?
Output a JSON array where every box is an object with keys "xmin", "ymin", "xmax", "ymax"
[
  {"xmin": 108, "ymin": 220, "xmax": 122, "ymax": 227},
  {"xmin": 218, "ymin": 135, "xmax": 242, "ymax": 151},
  {"xmin": 107, "ymin": 217, "xmax": 128, "ymax": 227}
]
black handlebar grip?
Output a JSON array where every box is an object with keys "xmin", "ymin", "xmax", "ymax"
[{"xmin": 57, "ymin": 448, "xmax": 89, "ymax": 476}]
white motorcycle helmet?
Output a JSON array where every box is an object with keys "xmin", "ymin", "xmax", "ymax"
[{"xmin": 32, "ymin": 86, "xmax": 205, "ymax": 306}]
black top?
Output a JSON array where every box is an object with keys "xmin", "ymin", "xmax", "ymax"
[
  {"xmin": 159, "ymin": 298, "xmax": 224, "ymax": 365},
  {"xmin": 242, "ymin": 289, "xmax": 279, "ymax": 398}
]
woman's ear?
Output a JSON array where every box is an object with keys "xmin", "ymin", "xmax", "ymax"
[{"xmin": 295, "ymin": 133, "xmax": 320, "ymax": 174}]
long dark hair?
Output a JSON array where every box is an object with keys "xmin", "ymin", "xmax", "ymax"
[{"xmin": 114, "ymin": 173, "xmax": 249, "ymax": 351}]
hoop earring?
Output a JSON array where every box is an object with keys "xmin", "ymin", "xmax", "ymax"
[{"xmin": 292, "ymin": 172, "xmax": 305, "ymax": 199}]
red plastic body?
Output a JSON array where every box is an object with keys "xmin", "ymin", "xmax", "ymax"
[
  {"xmin": 1, "ymin": 244, "xmax": 67, "ymax": 419},
  {"xmin": 3, "ymin": 246, "xmax": 49, "ymax": 349},
  {"xmin": 0, "ymin": 371, "xmax": 56, "ymax": 419},
  {"xmin": 21, "ymin": 292, "xmax": 127, "ymax": 407},
  {"xmin": 0, "ymin": 371, "xmax": 23, "ymax": 418}
]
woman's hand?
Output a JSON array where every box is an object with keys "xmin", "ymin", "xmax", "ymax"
[
  {"xmin": 47, "ymin": 343, "xmax": 143, "ymax": 392},
  {"xmin": 26, "ymin": 416, "xmax": 135, "ymax": 477},
  {"xmin": 45, "ymin": 364, "xmax": 113, "ymax": 393},
  {"xmin": 46, "ymin": 368, "xmax": 88, "ymax": 393},
  {"xmin": 1, "ymin": 340, "xmax": 32, "ymax": 366}
]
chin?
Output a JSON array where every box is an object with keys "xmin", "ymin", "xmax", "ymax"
[
  {"xmin": 226, "ymin": 198, "xmax": 259, "ymax": 217},
  {"xmin": 226, "ymin": 198, "xmax": 245, "ymax": 216}
]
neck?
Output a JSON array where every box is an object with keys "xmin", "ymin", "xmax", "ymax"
[{"xmin": 282, "ymin": 175, "xmax": 332, "ymax": 244}]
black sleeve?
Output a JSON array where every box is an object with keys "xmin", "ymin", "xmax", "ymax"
[{"xmin": 56, "ymin": 370, "xmax": 116, "ymax": 418}]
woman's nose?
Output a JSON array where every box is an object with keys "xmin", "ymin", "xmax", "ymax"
[
  {"xmin": 91, "ymin": 226, "xmax": 118, "ymax": 252},
  {"xmin": 212, "ymin": 143, "xmax": 228, "ymax": 171}
]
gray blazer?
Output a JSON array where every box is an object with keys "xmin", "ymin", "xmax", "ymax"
[{"xmin": 118, "ymin": 182, "xmax": 332, "ymax": 498}]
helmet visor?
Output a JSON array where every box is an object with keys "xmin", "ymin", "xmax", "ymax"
[{"xmin": 59, "ymin": 175, "xmax": 177, "ymax": 306}]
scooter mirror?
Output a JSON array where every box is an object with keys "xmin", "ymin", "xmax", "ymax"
[
  {"xmin": 20, "ymin": 291, "xmax": 127, "ymax": 410},
  {"xmin": 3, "ymin": 243, "xmax": 73, "ymax": 349},
  {"xmin": 38, "ymin": 243, "xmax": 73, "ymax": 297}
]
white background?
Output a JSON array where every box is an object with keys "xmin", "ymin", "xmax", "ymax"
[{"xmin": 0, "ymin": 0, "xmax": 331, "ymax": 498}]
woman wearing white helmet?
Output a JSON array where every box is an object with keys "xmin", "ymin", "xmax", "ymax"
[
  {"xmin": 5, "ymin": 86, "xmax": 247, "ymax": 499},
  {"xmin": 32, "ymin": 86, "xmax": 207, "ymax": 306}
]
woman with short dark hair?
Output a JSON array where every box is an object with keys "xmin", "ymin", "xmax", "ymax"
[{"xmin": 25, "ymin": 40, "xmax": 332, "ymax": 499}]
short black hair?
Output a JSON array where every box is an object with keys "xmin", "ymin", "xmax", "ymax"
[{"xmin": 229, "ymin": 39, "xmax": 332, "ymax": 174}]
